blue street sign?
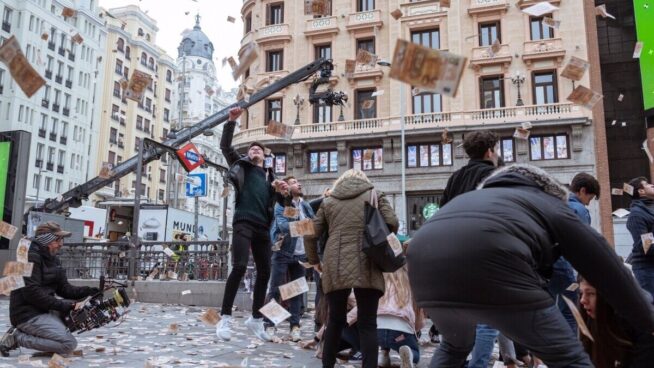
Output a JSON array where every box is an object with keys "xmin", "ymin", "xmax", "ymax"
[
  {"xmin": 185, "ymin": 150, "xmax": 200, "ymax": 164},
  {"xmin": 185, "ymin": 173, "xmax": 207, "ymax": 197}
]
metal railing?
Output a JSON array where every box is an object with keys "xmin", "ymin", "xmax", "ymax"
[{"xmin": 58, "ymin": 241, "xmax": 230, "ymax": 281}]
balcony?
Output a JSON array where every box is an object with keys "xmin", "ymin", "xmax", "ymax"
[
  {"xmin": 52, "ymin": 104, "xmax": 60, "ymax": 112},
  {"xmin": 49, "ymin": 132, "xmax": 57, "ymax": 142},
  {"xmin": 48, "ymin": 42, "xmax": 55, "ymax": 51},
  {"xmin": 38, "ymin": 129, "xmax": 46, "ymax": 138},
  {"xmin": 399, "ymin": 0, "xmax": 445, "ymax": 19},
  {"xmin": 45, "ymin": 70, "xmax": 52, "ymax": 79},
  {"xmin": 68, "ymin": 53, "xmax": 75, "ymax": 62},
  {"xmin": 469, "ymin": 44, "xmax": 513, "ymax": 72},
  {"xmin": 232, "ymin": 103, "xmax": 586, "ymax": 146},
  {"xmin": 346, "ymin": 9, "xmax": 382, "ymax": 31},
  {"xmin": 58, "ymin": 47, "xmax": 65, "ymax": 56},
  {"xmin": 241, "ymin": 31, "xmax": 254, "ymax": 47},
  {"xmin": 522, "ymin": 38, "xmax": 566, "ymax": 66},
  {"xmin": 65, "ymin": 79, "xmax": 72, "ymax": 88},
  {"xmin": 467, "ymin": 0, "xmax": 510, "ymax": 16},
  {"xmin": 346, "ymin": 64, "xmax": 384, "ymax": 83},
  {"xmin": 41, "ymin": 99, "xmax": 49, "ymax": 108},
  {"xmin": 57, "ymin": 165, "xmax": 64, "ymax": 174},
  {"xmin": 256, "ymin": 23, "xmax": 291, "ymax": 44},
  {"xmin": 55, "ymin": 75, "xmax": 62, "ymax": 84},
  {"xmin": 35, "ymin": 159, "xmax": 43, "ymax": 168},
  {"xmin": 516, "ymin": 0, "xmax": 561, "ymax": 9},
  {"xmin": 60, "ymin": 136, "xmax": 67, "ymax": 145},
  {"xmin": 304, "ymin": 16, "xmax": 339, "ymax": 37},
  {"xmin": 46, "ymin": 162, "xmax": 54, "ymax": 171},
  {"xmin": 1, "ymin": 22, "xmax": 10, "ymax": 32},
  {"xmin": 63, "ymin": 107, "xmax": 70, "ymax": 116}
]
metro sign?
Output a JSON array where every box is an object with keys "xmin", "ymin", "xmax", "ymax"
[{"xmin": 176, "ymin": 143, "xmax": 205, "ymax": 172}]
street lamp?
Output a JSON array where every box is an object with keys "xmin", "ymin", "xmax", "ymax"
[
  {"xmin": 293, "ymin": 94, "xmax": 304, "ymax": 125},
  {"xmin": 377, "ymin": 60, "xmax": 408, "ymax": 236},
  {"xmin": 511, "ymin": 70, "xmax": 525, "ymax": 107},
  {"xmin": 35, "ymin": 164, "xmax": 49, "ymax": 207}
]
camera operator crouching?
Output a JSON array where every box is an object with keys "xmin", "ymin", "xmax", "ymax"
[{"xmin": 0, "ymin": 221, "xmax": 100, "ymax": 356}]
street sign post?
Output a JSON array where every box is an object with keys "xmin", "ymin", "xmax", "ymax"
[{"xmin": 185, "ymin": 173, "xmax": 207, "ymax": 197}]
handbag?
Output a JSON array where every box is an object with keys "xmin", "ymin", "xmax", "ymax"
[{"xmin": 362, "ymin": 189, "xmax": 406, "ymax": 273}]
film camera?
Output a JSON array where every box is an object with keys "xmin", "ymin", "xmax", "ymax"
[
  {"xmin": 308, "ymin": 59, "xmax": 348, "ymax": 107},
  {"xmin": 64, "ymin": 284, "xmax": 131, "ymax": 333}
]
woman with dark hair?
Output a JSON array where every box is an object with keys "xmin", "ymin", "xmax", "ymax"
[{"xmin": 578, "ymin": 275, "xmax": 654, "ymax": 368}]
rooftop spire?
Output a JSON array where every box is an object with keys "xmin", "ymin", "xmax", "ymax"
[{"xmin": 195, "ymin": 13, "xmax": 201, "ymax": 28}]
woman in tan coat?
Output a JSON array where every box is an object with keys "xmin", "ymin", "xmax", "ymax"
[{"xmin": 305, "ymin": 169, "xmax": 399, "ymax": 368}]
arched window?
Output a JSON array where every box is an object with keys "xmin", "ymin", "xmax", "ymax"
[
  {"xmin": 166, "ymin": 70, "xmax": 172, "ymax": 82},
  {"xmin": 148, "ymin": 57, "xmax": 154, "ymax": 69},
  {"xmin": 141, "ymin": 52, "xmax": 147, "ymax": 66},
  {"xmin": 146, "ymin": 34, "xmax": 151, "ymax": 41},
  {"xmin": 138, "ymin": 28, "xmax": 144, "ymax": 36},
  {"xmin": 125, "ymin": 46, "xmax": 131, "ymax": 59},
  {"xmin": 117, "ymin": 38, "xmax": 124, "ymax": 52}
]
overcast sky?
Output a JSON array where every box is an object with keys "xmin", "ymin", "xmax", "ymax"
[{"xmin": 99, "ymin": 0, "xmax": 243, "ymax": 89}]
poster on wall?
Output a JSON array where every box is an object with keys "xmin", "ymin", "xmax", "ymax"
[
  {"xmin": 408, "ymin": 146, "xmax": 417, "ymax": 167},
  {"xmin": 138, "ymin": 207, "xmax": 168, "ymax": 242}
]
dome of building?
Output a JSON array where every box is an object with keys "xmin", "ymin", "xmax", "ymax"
[{"xmin": 177, "ymin": 14, "xmax": 214, "ymax": 59}]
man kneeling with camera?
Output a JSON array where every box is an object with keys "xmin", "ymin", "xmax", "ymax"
[{"xmin": 1, "ymin": 221, "xmax": 100, "ymax": 356}]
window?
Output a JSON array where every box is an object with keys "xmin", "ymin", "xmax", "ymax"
[
  {"xmin": 413, "ymin": 92, "xmax": 442, "ymax": 114},
  {"xmin": 148, "ymin": 57, "xmax": 154, "ymax": 69},
  {"xmin": 113, "ymin": 81, "xmax": 121, "ymax": 97},
  {"xmin": 355, "ymin": 89, "xmax": 376, "ymax": 119},
  {"xmin": 166, "ymin": 70, "xmax": 172, "ymax": 82},
  {"xmin": 357, "ymin": 0, "xmax": 374, "ymax": 12},
  {"xmin": 138, "ymin": 28, "xmax": 144, "ymax": 36},
  {"xmin": 136, "ymin": 115, "xmax": 143, "ymax": 130},
  {"xmin": 164, "ymin": 108, "xmax": 170, "ymax": 122},
  {"xmin": 315, "ymin": 44, "xmax": 332, "ymax": 60},
  {"xmin": 266, "ymin": 50, "xmax": 283, "ymax": 72},
  {"xmin": 135, "ymin": 137, "xmax": 141, "ymax": 151},
  {"xmin": 266, "ymin": 99, "xmax": 282, "ymax": 123},
  {"xmin": 407, "ymin": 143, "xmax": 452, "ymax": 167},
  {"xmin": 530, "ymin": 16, "xmax": 553, "ymax": 41},
  {"xmin": 309, "ymin": 151, "xmax": 338, "ymax": 173},
  {"xmin": 165, "ymin": 88, "xmax": 171, "ymax": 102},
  {"xmin": 480, "ymin": 75, "xmax": 504, "ymax": 109},
  {"xmin": 267, "ymin": 3, "xmax": 284, "ymax": 25},
  {"xmin": 109, "ymin": 128, "xmax": 117, "ymax": 143},
  {"xmin": 500, "ymin": 138, "xmax": 515, "ymax": 163},
  {"xmin": 111, "ymin": 104, "xmax": 119, "ymax": 119},
  {"xmin": 352, "ymin": 148, "xmax": 382, "ymax": 171},
  {"xmin": 125, "ymin": 46, "xmax": 130, "ymax": 59},
  {"xmin": 141, "ymin": 52, "xmax": 147, "ymax": 66},
  {"xmin": 117, "ymin": 38, "xmax": 124, "ymax": 52},
  {"xmin": 479, "ymin": 21, "xmax": 500, "ymax": 46},
  {"xmin": 159, "ymin": 189, "xmax": 165, "ymax": 202},
  {"xmin": 3, "ymin": 7, "xmax": 12, "ymax": 28},
  {"xmin": 245, "ymin": 13, "xmax": 252, "ymax": 33},
  {"xmin": 44, "ymin": 177, "xmax": 52, "ymax": 192},
  {"xmin": 411, "ymin": 29, "xmax": 440, "ymax": 49},
  {"xmin": 123, "ymin": 66, "xmax": 129, "ymax": 78},
  {"xmin": 115, "ymin": 59, "xmax": 122, "ymax": 74},
  {"xmin": 356, "ymin": 38, "xmax": 375, "ymax": 54},
  {"xmin": 532, "ymin": 71, "xmax": 558, "ymax": 105},
  {"xmin": 529, "ymin": 134, "xmax": 569, "ymax": 160},
  {"xmin": 33, "ymin": 174, "xmax": 40, "ymax": 190},
  {"xmin": 313, "ymin": 101, "xmax": 332, "ymax": 123},
  {"xmin": 273, "ymin": 153, "xmax": 286, "ymax": 175},
  {"xmin": 55, "ymin": 179, "xmax": 62, "ymax": 194}
]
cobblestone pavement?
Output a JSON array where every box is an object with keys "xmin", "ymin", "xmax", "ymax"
[{"xmin": 0, "ymin": 299, "xmax": 438, "ymax": 367}]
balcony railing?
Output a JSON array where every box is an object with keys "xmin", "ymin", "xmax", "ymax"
[
  {"xmin": 400, "ymin": 0, "xmax": 443, "ymax": 18},
  {"xmin": 35, "ymin": 159, "xmax": 43, "ymax": 168},
  {"xmin": 49, "ymin": 132, "xmax": 57, "ymax": 142},
  {"xmin": 60, "ymin": 136, "xmax": 67, "ymax": 145},
  {"xmin": 45, "ymin": 70, "xmax": 52, "ymax": 79},
  {"xmin": 68, "ymin": 53, "xmax": 75, "ymax": 62},
  {"xmin": 46, "ymin": 162, "xmax": 54, "ymax": 171},
  {"xmin": 1, "ymin": 22, "xmax": 10, "ymax": 32},
  {"xmin": 55, "ymin": 75, "xmax": 63, "ymax": 84},
  {"xmin": 57, "ymin": 165, "xmax": 64, "ymax": 174},
  {"xmin": 41, "ymin": 99, "xmax": 50, "ymax": 108},
  {"xmin": 346, "ymin": 9, "xmax": 382, "ymax": 31},
  {"xmin": 38, "ymin": 129, "xmax": 46, "ymax": 138},
  {"xmin": 48, "ymin": 42, "xmax": 55, "ymax": 51},
  {"xmin": 256, "ymin": 23, "xmax": 291, "ymax": 44},
  {"xmin": 63, "ymin": 107, "xmax": 70, "ymax": 116},
  {"xmin": 58, "ymin": 241, "xmax": 230, "ymax": 281},
  {"xmin": 467, "ymin": 0, "xmax": 510, "ymax": 15},
  {"xmin": 232, "ymin": 103, "xmax": 585, "ymax": 145},
  {"xmin": 58, "ymin": 47, "xmax": 65, "ymax": 56},
  {"xmin": 522, "ymin": 38, "xmax": 566, "ymax": 66},
  {"xmin": 65, "ymin": 79, "xmax": 72, "ymax": 88},
  {"xmin": 304, "ymin": 16, "xmax": 339, "ymax": 36},
  {"xmin": 52, "ymin": 103, "xmax": 60, "ymax": 112}
]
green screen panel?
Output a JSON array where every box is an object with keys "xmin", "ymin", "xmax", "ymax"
[
  {"xmin": 0, "ymin": 142, "xmax": 10, "ymax": 220},
  {"xmin": 635, "ymin": 0, "xmax": 654, "ymax": 113}
]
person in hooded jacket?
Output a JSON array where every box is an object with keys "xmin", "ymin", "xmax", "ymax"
[
  {"xmin": 0, "ymin": 222, "xmax": 100, "ymax": 356},
  {"xmin": 408, "ymin": 164, "xmax": 654, "ymax": 368},
  {"xmin": 215, "ymin": 107, "xmax": 285, "ymax": 342},
  {"xmin": 626, "ymin": 176, "xmax": 654, "ymax": 298},
  {"xmin": 305, "ymin": 169, "xmax": 398, "ymax": 368}
]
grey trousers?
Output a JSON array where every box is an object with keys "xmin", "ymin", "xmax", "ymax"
[
  {"xmin": 15, "ymin": 312, "xmax": 77, "ymax": 354},
  {"xmin": 426, "ymin": 304, "xmax": 593, "ymax": 368}
]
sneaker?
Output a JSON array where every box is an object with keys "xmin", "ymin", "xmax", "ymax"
[
  {"xmin": 378, "ymin": 349, "xmax": 391, "ymax": 367},
  {"xmin": 245, "ymin": 316, "xmax": 272, "ymax": 342},
  {"xmin": 349, "ymin": 350, "xmax": 362, "ymax": 361},
  {"xmin": 215, "ymin": 315, "xmax": 233, "ymax": 341},
  {"xmin": 399, "ymin": 345, "xmax": 415, "ymax": 368},
  {"xmin": 0, "ymin": 327, "xmax": 17, "ymax": 357},
  {"xmin": 290, "ymin": 326, "xmax": 301, "ymax": 342}
]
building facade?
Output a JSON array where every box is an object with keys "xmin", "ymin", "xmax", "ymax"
[
  {"xmin": 92, "ymin": 5, "xmax": 177, "ymax": 206},
  {"xmin": 169, "ymin": 15, "xmax": 236, "ymax": 224},
  {"xmin": 0, "ymin": 0, "xmax": 106, "ymax": 206},
  {"xmin": 234, "ymin": 0, "xmax": 612, "ymax": 239}
]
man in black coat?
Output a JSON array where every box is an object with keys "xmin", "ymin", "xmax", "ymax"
[
  {"xmin": 626, "ymin": 176, "xmax": 654, "ymax": 298},
  {"xmin": 216, "ymin": 107, "xmax": 285, "ymax": 342},
  {"xmin": 0, "ymin": 222, "xmax": 100, "ymax": 356},
  {"xmin": 409, "ymin": 165, "xmax": 654, "ymax": 368}
]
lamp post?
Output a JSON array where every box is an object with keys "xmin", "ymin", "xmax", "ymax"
[
  {"xmin": 377, "ymin": 61, "xmax": 408, "ymax": 235},
  {"xmin": 511, "ymin": 71, "xmax": 525, "ymax": 107},
  {"xmin": 35, "ymin": 164, "xmax": 48, "ymax": 207},
  {"xmin": 293, "ymin": 94, "xmax": 304, "ymax": 125}
]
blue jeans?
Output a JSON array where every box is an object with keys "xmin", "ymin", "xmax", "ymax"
[
  {"xmin": 266, "ymin": 252, "xmax": 307, "ymax": 329},
  {"xmin": 633, "ymin": 266, "xmax": 654, "ymax": 300},
  {"xmin": 467, "ymin": 324, "xmax": 499, "ymax": 368},
  {"xmin": 547, "ymin": 257, "xmax": 578, "ymax": 333},
  {"xmin": 377, "ymin": 329, "xmax": 420, "ymax": 364}
]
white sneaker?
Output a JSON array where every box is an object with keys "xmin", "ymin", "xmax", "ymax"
[
  {"xmin": 378, "ymin": 349, "xmax": 391, "ymax": 368},
  {"xmin": 290, "ymin": 326, "xmax": 301, "ymax": 342},
  {"xmin": 245, "ymin": 316, "xmax": 272, "ymax": 342},
  {"xmin": 215, "ymin": 315, "xmax": 232, "ymax": 341},
  {"xmin": 399, "ymin": 345, "xmax": 415, "ymax": 368}
]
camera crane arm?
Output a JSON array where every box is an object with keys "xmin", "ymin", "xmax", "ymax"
[{"xmin": 38, "ymin": 58, "xmax": 339, "ymax": 214}]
